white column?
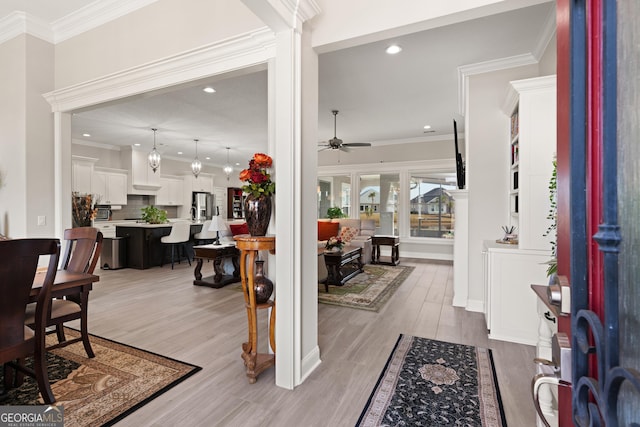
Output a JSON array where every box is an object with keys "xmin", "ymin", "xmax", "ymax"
[{"xmin": 450, "ymin": 189, "xmax": 469, "ymax": 307}]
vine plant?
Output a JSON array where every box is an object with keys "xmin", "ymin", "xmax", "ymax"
[{"xmin": 543, "ymin": 158, "xmax": 557, "ymax": 276}]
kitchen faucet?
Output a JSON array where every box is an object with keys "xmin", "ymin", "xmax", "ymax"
[{"xmin": 190, "ymin": 206, "xmax": 196, "ymax": 220}]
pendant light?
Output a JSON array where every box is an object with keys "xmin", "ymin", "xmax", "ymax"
[
  {"xmin": 191, "ymin": 139, "xmax": 202, "ymax": 178},
  {"xmin": 148, "ymin": 128, "xmax": 161, "ymax": 173},
  {"xmin": 223, "ymin": 147, "xmax": 233, "ymax": 180}
]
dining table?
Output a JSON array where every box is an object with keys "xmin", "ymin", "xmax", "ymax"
[{"xmin": 31, "ymin": 270, "xmax": 100, "ymax": 302}]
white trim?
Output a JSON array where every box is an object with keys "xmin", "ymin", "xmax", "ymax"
[
  {"xmin": 466, "ymin": 299, "xmax": 485, "ymax": 313},
  {"xmin": 43, "ymin": 27, "xmax": 276, "ymax": 113},
  {"xmin": 299, "ymin": 345, "xmax": 321, "ymax": 383},
  {"xmin": 318, "ymin": 159, "xmax": 455, "ymax": 176},
  {"xmin": 0, "ymin": 11, "xmax": 52, "ymax": 45},
  {"xmin": 531, "ymin": 4, "xmax": 557, "ymax": 61},
  {"xmin": 457, "ymin": 53, "xmax": 538, "ymax": 116}
]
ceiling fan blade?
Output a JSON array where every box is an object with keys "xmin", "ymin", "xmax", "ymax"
[
  {"xmin": 339, "ymin": 146, "xmax": 351, "ymax": 152},
  {"xmin": 342, "ymin": 142, "xmax": 371, "ymax": 147}
]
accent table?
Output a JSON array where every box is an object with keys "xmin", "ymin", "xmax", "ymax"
[
  {"xmin": 371, "ymin": 235, "xmax": 400, "ymax": 266},
  {"xmin": 193, "ymin": 244, "xmax": 240, "ymax": 288},
  {"xmin": 234, "ymin": 234, "xmax": 276, "ymax": 384},
  {"xmin": 323, "ymin": 246, "xmax": 363, "ymax": 291}
]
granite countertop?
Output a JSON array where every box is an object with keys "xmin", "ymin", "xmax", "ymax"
[{"xmin": 115, "ymin": 221, "xmax": 205, "ymax": 228}]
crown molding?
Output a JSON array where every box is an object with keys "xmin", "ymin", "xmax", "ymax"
[
  {"xmin": 0, "ymin": 11, "xmax": 53, "ymax": 44},
  {"xmin": 532, "ymin": 3, "xmax": 557, "ymax": 61},
  {"xmin": 44, "ymin": 27, "xmax": 275, "ymax": 113},
  {"xmin": 52, "ymin": 0, "xmax": 159, "ymax": 43},
  {"xmin": 457, "ymin": 53, "xmax": 538, "ymax": 116}
]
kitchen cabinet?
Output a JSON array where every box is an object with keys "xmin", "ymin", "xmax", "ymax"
[
  {"xmin": 184, "ymin": 173, "xmax": 214, "ymax": 193},
  {"xmin": 502, "ymin": 75, "xmax": 556, "ymax": 250},
  {"xmin": 482, "ymin": 240, "xmax": 549, "ymax": 345},
  {"xmin": 121, "ymin": 147, "xmax": 161, "ymax": 194},
  {"xmin": 72, "ymin": 156, "xmax": 97, "ymax": 194},
  {"xmin": 92, "ymin": 169, "xmax": 128, "ymax": 205},
  {"xmin": 156, "ymin": 176, "xmax": 184, "ymax": 206},
  {"xmin": 213, "ymin": 186, "xmax": 227, "ymax": 218}
]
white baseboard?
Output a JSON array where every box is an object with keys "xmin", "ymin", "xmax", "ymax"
[
  {"xmin": 298, "ymin": 346, "xmax": 321, "ymax": 385},
  {"xmin": 465, "ymin": 299, "xmax": 484, "ymax": 313}
]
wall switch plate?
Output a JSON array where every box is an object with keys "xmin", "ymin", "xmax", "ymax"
[{"xmin": 37, "ymin": 215, "xmax": 46, "ymax": 226}]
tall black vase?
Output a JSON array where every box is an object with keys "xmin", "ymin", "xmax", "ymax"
[
  {"xmin": 253, "ymin": 260, "xmax": 273, "ymax": 304},
  {"xmin": 244, "ymin": 194, "xmax": 272, "ymax": 236}
]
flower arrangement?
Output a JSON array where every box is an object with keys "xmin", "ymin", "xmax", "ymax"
[
  {"xmin": 72, "ymin": 192, "xmax": 98, "ymax": 227},
  {"xmin": 239, "ymin": 153, "xmax": 275, "ymax": 198},
  {"xmin": 325, "ymin": 236, "xmax": 344, "ymax": 251}
]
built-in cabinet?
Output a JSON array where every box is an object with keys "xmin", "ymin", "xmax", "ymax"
[
  {"xmin": 184, "ymin": 173, "xmax": 214, "ymax": 193},
  {"xmin": 121, "ymin": 147, "xmax": 161, "ymax": 194},
  {"xmin": 92, "ymin": 168, "xmax": 128, "ymax": 205},
  {"xmin": 156, "ymin": 176, "xmax": 184, "ymax": 206},
  {"xmin": 227, "ymin": 187, "xmax": 244, "ymax": 219},
  {"xmin": 502, "ymin": 75, "xmax": 556, "ymax": 250},
  {"xmin": 72, "ymin": 156, "xmax": 97, "ymax": 194},
  {"xmin": 213, "ymin": 186, "xmax": 227, "ymax": 218}
]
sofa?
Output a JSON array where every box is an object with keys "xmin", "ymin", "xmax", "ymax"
[{"xmin": 318, "ymin": 218, "xmax": 375, "ymax": 264}]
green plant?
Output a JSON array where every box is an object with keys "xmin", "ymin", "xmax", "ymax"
[
  {"xmin": 141, "ymin": 205, "xmax": 168, "ymax": 224},
  {"xmin": 326, "ymin": 207, "xmax": 346, "ymax": 219},
  {"xmin": 543, "ymin": 159, "xmax": 558, "ymax": 276}
]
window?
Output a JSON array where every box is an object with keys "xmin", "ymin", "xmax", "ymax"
[
  {"xmin": 359, "ymin": 173, "xmax": 399, "ymax": 235},
  {"xmin": 409, "ymin": 174, "xmax": 456, "ymax": 238},
  {"xmin": 317, "ymin": 175, "xmax": 351, "ymax": 218}
]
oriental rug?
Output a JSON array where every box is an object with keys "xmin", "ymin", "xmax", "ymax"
[
  {"xmin": 0, "ymin": 328, "xmax": 201, "ymax": 427},
  {"xmin": 357, "ymin": 335, "xmax": 507, "ymax": 427},
  {"xmin": 318, "ymin": 264, "xmax": 414, "ymax": 312}
]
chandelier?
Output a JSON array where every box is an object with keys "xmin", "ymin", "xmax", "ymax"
[
  {"xmin": 148, "ymin": 128, "xmax": 161, "ymax": 173},
  {"xmin": 191, "ymin": 139, "xmax": 202, "ymax": 178},
  {"xmin": 223, "ymin": 147, "xmax": 233, "ymax": 180}
]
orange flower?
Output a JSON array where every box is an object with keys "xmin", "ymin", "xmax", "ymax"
[
  {"xmin": 239, "ymin": 169, "xmax": 252, "ymax": 181},
  {"xmin": 239, "ymin": 153, "xmax": 275, "ymax": 198},
  {"xmin": 253, "ymin": 153, "xmax": 272, "ymax": 168}
]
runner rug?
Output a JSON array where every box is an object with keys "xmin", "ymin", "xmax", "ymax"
[
  {"xmin": 318, "ymin": 264, "xmax": 414, "ymax": 312},
  {"xmin": 0, "ymin": 328, "xmax": 201, "ymax": 427},
  {"xmin": 357, "ymin": 335, "xmax": 507, "ymax": 427}
]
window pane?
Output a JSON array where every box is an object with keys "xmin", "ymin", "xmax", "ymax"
[
  {"xmin": 318, "ymin": 175, "xmax": 351, "ymax": 218},
  {"xmin": 359, "ymin": 173, "xmax": 399, "ymax": 235},
  {"xmin": 410, "ymin": 174, "xmax": 456, "ymax": 238}
]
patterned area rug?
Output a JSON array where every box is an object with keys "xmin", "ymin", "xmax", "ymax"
[
  {"xmin": 318, "ymin": 264, "xmax": 414, "ymax": 312},
  {"xmin": 357, "ymin": 335, "xmax": 507, "ymax": 426},
  {"xmin": 0, "ymin": 328, "xmax": 201, "ymax": 427}
]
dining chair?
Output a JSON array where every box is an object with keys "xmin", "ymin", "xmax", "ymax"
[
  {"xmin": 25, "ymin": 227, "xmax": 103, "ymax": 358},
  {"xmin": 160, "ymin": 221, "xmax": 192, "ymax": 269},
  {"xmin": 0, "ymin": 238, "xmax": 60, "ymax": 404}
]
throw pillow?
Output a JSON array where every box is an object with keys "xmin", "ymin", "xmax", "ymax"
[
  {"xmin": 339, "ymin": 226, "xmax": 359, "ymax": 243},
  {"xmin": 229, "ymin": 223, "xmax": 249, "ymax": 236},
  {"xmin": 318, "ymin": 221, "xmax": 339, "ymax": 241}
]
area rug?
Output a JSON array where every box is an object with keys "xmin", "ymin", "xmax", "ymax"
[
  {"xmin": 318, "ymin": 264, "xmax": 414, "ymax": 312},
  {"xmin": 0, "ymin": 328, "xmax": 201, "ymax": 427},
  {"xmin": 357, "ymin": 335, "xmax": 506, "ymax": 427}
]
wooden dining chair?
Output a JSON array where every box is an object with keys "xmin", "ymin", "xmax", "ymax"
[
  {"xmin": 0, "ymin": 238, "xmax": 60, "ymax": 404},
  {"xmin": 25, "ymin": 227, "xmax": 103, "ymax": 358}
]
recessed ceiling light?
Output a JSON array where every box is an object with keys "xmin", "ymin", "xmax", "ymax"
[
  {"xmin": 134, "ymin": 143, "xmax": 141, "ymax": 147},
  {"xmin": 177, "ymin": 151, "xmax": 183, "ymax": 155},
  {"xmin": 423, "ymin": 125, "xmax": 431, "ymax": 130},
  {"xmin": 203, "ymin": 87, "xmax": 216, "ymax": 93},
  {"xmin": 82, "ymin": 133, "xmax": 91, "ymax": 137},
  {"xmin": 205, "ymin": 156, "xmax": 211, "ymax": 160},
  {"xmin": 385, "ymin": 44, "xmax": 402, "ymax": 55}
]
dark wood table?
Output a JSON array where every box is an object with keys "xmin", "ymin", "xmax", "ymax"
[
  {"xmin": 31, "ymin": 270, "xmax": 100, "ymax": 300},
  {"xmin": 323, "ymin": 246, "xmax": 363, "ymax": 291},
  {"xmin": 371, "ymin": 235, "xmax": 400, "ymax": 266},
  {"xmin": 193, "ymin": 244, "xmax": 240, "ymax": 288}
]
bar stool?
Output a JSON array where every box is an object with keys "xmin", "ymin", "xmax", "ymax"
[{"xmin": 161, "ymin": 221, "xmax": 192, "ymax": 269}]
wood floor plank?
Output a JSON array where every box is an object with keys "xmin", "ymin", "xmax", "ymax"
[{"xmin": 72, "ymin": 258, "xmax": 536, "ymax": 426}]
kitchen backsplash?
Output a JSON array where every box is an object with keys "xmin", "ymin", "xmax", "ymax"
[{"xmin": 110, "ymin": 195, "xmax": 178, "ymax": 220}]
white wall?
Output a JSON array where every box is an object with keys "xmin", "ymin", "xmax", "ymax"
[{"xmin": 465, "ymin": 64, "xmax": 539, "ymax": 309}]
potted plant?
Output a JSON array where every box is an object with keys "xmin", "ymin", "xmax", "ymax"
[
  {"xmin": 239, "ymin": 153, "xmax": 275, "ymax": 236},
  {"xmin": 141, "ymin": 205, "xmax": 168, "ymax": 224},
  {"xmin": 326, "ymin": 207, "xmax": 346, "ymax": 219}
]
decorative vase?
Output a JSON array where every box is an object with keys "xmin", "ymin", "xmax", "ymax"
[
  {"xmin": 253, "ymin": 260, "xmax": 273, "ymax": 304},
  {"xmin": 244, "ymin": 194, "xmax": 272, "ymax": 236}
]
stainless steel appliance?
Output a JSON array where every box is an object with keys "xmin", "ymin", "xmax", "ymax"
[
  {"xmin": 94, "ymin": 206, "xmax": 111, "ymax": 221},
  {"xmin": 192, "ymin": 192, "xmax": 214, "ymax": 221}
]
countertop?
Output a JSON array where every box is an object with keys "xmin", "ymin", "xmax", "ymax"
[{"xmin": 115, "ymin": 220, "xmax": 205, "ymax": 228}]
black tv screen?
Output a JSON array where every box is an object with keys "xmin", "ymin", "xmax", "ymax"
[{"xmin": 453, "ymin": 119, "xmax": 465, "ymax": 189}]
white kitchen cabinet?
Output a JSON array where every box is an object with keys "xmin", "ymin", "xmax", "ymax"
[
  {"xmin": 183, "ymin": 173, "xmax": 214, "ymax": 193},
  {"xmin": 482, "ymin": 240, "xmax": 549, "ymax": 345},
  {"xmin": 72, "ymin": 156, "xmax": 97, "ymax": 194},
  {"xmin": 502, "ymin": 75, "xmax": 556, "ymax": 251},
  {"xmin": 213, "ymin": 186, "xmax": 227, "ymax": 218},
  {"xmin": 121, "ymin": 147, "xmax": 161, "ymax": 194},
  {"xmin": 156, "ymin": 176, "xmax": 184, "ymax": 206},
  {"xmin": 92, "ymin": 169, "xmax": 128, "ymax": 205}
]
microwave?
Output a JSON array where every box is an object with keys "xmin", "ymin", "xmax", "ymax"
[{"xmin": 94, "ymin": 207, "xmax": 111, "ymax": 221}]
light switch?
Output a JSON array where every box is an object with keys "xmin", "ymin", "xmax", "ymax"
[{"xmin": 37, "ymin": 215, "xmax": 46, "ymax": 226}]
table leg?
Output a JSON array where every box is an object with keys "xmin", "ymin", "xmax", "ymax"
[{"xmin": 194, "ymin": 258, "xmax": 204, "ymax": 281}]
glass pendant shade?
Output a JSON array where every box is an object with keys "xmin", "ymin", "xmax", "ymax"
[
  {"xmin": 191, "ymin": 139, "xmax": 202, "ymax": 178},
  {"xmin": 148, "ymin": 128, "xmax": 161, "ymax": 173},
  {"xmin": 223, "ymin": 147, "xmax": 233, "ymax": 180}
]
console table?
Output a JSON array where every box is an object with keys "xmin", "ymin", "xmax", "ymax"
[
  {"xmin": 192, "ymin": 244, "xmax": 240, "ymax": 288},
  {"xmin": 323, "ymin": 246, "xmax": 363, "ymax": 291},
  {"xmin": 371, "ymin": 235, "xmax": 400, "ymax": 266},
  {"xmin": 234, "ymin": 235, "xmax": 276, "ymax": 384}
]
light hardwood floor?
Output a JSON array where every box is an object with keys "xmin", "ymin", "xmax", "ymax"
[{"xmin": 79, "ymin": 258, "xmax": 536, "ymax": 426}]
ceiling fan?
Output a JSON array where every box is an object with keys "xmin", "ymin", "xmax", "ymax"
[{"xmin": 318, "ymin": 110, "xmax": 372, "ymax": 152}]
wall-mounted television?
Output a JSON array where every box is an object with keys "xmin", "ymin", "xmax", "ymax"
[{"xmin": 453, "ymin": 119, "xmax": 465, "ymax": 189}]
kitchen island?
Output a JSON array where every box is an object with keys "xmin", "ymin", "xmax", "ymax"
[{"xmin": 116, "ymin": 222, "xmax": 205, "ymax": 269}]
